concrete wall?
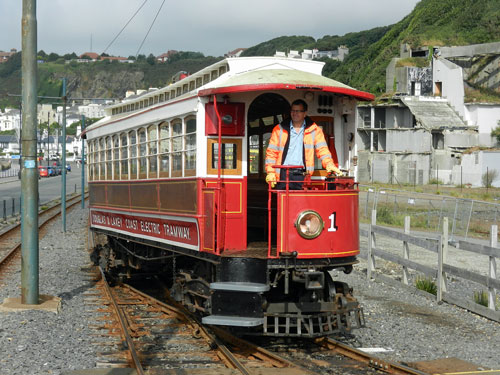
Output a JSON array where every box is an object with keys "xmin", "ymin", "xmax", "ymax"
[
  {"xmin": 438, "ymin": 42, "xmax": 500, "ymax": 58},
  {"xmin": 433, "ymin": 58, "xmax": 465, "ymax": 118},
  {"xmin": 443, "ymin": 130, "xmax": 479, "ymax": 148},
  {"xmin": 356, "ymin": 151, "xmax": 431, "ymax": 184},
  {"xmin": 465, "ymin": 104, "xmax": 500, "ymax": 147},
  {"xmin": 386, "ymin": 129, "xmax": 431, "ymax": 153},
  {"xmin": 451, "ymin": 151, "xmax": 500, "ymax": 187}
]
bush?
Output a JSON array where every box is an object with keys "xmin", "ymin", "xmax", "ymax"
[
  {"xmin": 415, "ymin": 277, "xmax": 437, "ymax": 295},
  {"xmin": 481, "ymin": 169, "xmax": 498, "ymax": 188}
]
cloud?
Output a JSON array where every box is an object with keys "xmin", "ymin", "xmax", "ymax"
[{"xmin": 0, "ymin": 0, "xmax": 420, "ymax": 57}]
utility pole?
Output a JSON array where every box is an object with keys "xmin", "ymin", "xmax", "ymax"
[
  {"xmin": 21, "ymin": 0, "xmax": 39, "ymax": 305},
  {"xmin": 61, "ymin": 78, "xmax": 67, "ymax": 232}
]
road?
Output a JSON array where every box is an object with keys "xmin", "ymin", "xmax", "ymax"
[{"xmin": 0, "ymin": 162, "xmax": 87, "ymax": 219}]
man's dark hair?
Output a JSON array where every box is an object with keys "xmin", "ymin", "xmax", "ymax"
[{"xmin": 291, "ymin": 99, "xmax": 308, "ymax": 111}]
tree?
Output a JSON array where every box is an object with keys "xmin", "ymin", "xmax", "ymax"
[
  {"xmin": 47, "ymin": 52, "xmax": 60, "ymax": 62},
  {"xmin": 146, "ymin": 53, "xmax": 156, "ymax": 65},
  {"xmin": 492, "ymin": 123, "xmax": 500, "ymax": 145}
]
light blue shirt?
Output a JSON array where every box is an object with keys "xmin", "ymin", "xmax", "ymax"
[{"xmin": 283, "ymin": 120, "xmax": 305, "ymax": 167}]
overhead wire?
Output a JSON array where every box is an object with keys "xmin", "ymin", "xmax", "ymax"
[
  {"xmin": 102, "ymin": 0, "xmax": 150, "ymax": 55},
  {"xmin": 135, "ymin": 0, "xmax": 166, "ymax": 58}
]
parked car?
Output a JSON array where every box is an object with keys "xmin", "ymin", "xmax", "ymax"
[
  {"xmin": 38, "ymin": 166, "xmax": 49, "ymax": 177},
  {"xmin": 47, "ymin": 166, "xmax": 56, "ymax": 177},
  {"xmin": 66, "ymin": 164, "xmax": 71, "ymax": 172}
]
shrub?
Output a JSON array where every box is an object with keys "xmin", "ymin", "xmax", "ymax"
[
  {"xmin": 481, "ymin": 169, "xmax": 498, "ymax": 188},
  {"xmin": 473, "ymin": 290, "xmax": 488, "ymax": 307},
  {"xmin": 415, "ymin": 277, "xmax": 437, "ymax": 295}
]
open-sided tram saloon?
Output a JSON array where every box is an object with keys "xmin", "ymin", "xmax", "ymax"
[{"xmin": 85, "ymin": 56, "xmax": 374, "ymax": 337}]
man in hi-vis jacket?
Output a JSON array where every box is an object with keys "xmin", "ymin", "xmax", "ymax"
[{"xmin": 265, "ymin": 99, "xmax": 342, "ymax": 190}]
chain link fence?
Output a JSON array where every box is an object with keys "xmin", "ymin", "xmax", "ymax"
[{"xmin": 359, "ymin": 185, "xmax": 500, "ymax": 242}]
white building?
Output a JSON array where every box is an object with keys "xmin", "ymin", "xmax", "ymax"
[{"xmin": 0, "ymin": 108, "xmax": 20, "ymax": 132}]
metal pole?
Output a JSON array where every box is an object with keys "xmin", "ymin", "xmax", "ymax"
[
  {"xmin": 81, "ymin": 115, "xmax": 85, "ymax": 209},
  {"xmin": 21, "ymin": 0, "xmax": 39, "ymax": 305},
  {"xmin": 61, "ymin": 79, "xmax": 67, "ymax": 232}
]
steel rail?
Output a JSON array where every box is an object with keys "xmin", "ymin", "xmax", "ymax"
[
  {"xmin": 98, "ymin": 268, "xmax": 145, "ymax": 375},
  {"xmin": 313, "ymin": 337, "xmax": 429, "ymax": 375},
  {"xmin": 0, "ymin": 194, "xmax": 88, "ymax": 269},
  {"xmin": 123, "ymin": 283, "xmax": 255, "ymax": 375}
]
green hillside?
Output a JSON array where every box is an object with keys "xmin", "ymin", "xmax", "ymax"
[
  {"xmin": 2, "ymin": 0, "xmax": 500, "ymax": 106},
  {"xmin": 332, "ymin": 0, "xmax": 500, "ymax": 94}
]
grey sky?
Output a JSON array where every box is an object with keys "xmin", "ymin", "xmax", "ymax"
[{"xmin": 0, "ymin": 0, "xmax": 420, "ymax": 57}]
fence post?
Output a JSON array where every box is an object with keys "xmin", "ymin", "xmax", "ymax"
[
  {"xmin": 367, "ymin": 209, "xmax": 377, "ymax": 280},
  {"xmin": 489, "ymin": 225, "xmax": 498, "ymax": 310},
  {"xmin": 450, "ymin": 199, "xmax": 459, "ymax": 242},
  {"xmin": 465, "ymin": 200, "xmax": 474, "ymax": 240},
  {"xmin": 437, "ymin": 217, "xmax": 448, "ymax": 302},
  {"xmin": 2, "ymin": 200, "xmax": 5, "ymax": 220},
  {"xmin": 403, "ymin": 216, "xmax": 410, "ymax": 285},
  {"xmin": 12, "ymin": 197, "xmax": 15, "ymax": 216}
]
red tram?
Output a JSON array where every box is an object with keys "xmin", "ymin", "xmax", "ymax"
[{"xmin": 85, "ymin": 57, "xmax": 374, "ymax": 337}]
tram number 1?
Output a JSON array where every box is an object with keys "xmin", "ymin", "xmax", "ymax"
[{"xmin": 328, "ymin": 212, "xmax": 338, "ymax": 232}]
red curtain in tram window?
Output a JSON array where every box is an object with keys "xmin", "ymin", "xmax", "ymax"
[{"xmin": 327, "ymin": 135, "xmax": 339, "ymax": 167}]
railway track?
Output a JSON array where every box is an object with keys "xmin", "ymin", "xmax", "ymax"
[
  {"xmin": 88, "ymin": 268, "xmax": 437, "ymax": 375},
  {"xmin": 89, "ymin": 267, "xmax": 307, "ymax": 374},
  {"xmin": 0, "ymin": 194, "xmax": 87, "ymax": 276}
]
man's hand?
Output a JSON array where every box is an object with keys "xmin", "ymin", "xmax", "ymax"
[
  {"xmin": 265, "ymin": 173, "xmax": 277, "ymax": 188},
  {"xmin": 326, "ymin": 162, "xmax": 343, "ymax": 176}
]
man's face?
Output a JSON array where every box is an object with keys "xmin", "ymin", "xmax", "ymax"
[{"xmin": 290, "ymin": 104, "xmax": 307, "ymax": 124}]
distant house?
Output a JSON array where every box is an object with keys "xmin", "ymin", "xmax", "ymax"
[
  {"xmin": 225, "ymin": 48, "xmax": 246, "ymax": 58},
  {"xmin": 157, "ymin": 50, "xmax": 178, "ymax": 63},
  {"xmin": 0, "ymin": 48, "xmax": 17, "ymax": 64},
  {"xmin": 79, "ymin": 52, "xmax": 100, "ymax": 61},
  {"xmin": 0, "ymin": 135, "xmax": 19, "ymax": 153}
]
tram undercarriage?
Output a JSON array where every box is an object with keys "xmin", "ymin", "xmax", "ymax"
[{"xmin": 90, "ymin": 231, "xmax": 365, "ymax": 338}]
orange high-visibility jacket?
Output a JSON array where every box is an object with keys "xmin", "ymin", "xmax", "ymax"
[{"xmin": 265, "ymin": 117, "xmax": 333, "ymax": 179}]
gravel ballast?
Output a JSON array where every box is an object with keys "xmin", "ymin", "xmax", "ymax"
[{"xmin": 0, "ymin": 207, "xmax": 498, "ymax": 374}]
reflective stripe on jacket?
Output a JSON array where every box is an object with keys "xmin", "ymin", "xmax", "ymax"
[{"xmin": 265, "ymin": 117, "xmax": 333, "ymax": 179}]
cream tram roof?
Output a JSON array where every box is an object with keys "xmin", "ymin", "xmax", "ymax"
[{"xmin": 83, "ymin": 57, "xmax": 373, "ymax": 137}]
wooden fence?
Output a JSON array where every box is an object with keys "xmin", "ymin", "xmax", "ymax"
[{"xmin": 362, "ymin": 210, "xmax": 500, "ymax": 322}]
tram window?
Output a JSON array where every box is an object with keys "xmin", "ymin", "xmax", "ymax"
[
  {"xmin": 129, "ymin": 131, "xmax": 137, "ymax": 180},
  {"xmin": 171, "ymin": 120, "xmax": 183, "ymax": 177},
  {"xmin": 203, "ymin": 74, "xmax": 209, "ymax": 84},
  {"xmin": 88, "ymin": 140, "xmax": 95, "ymax": 181},
  {"xmin": 185, "ymin": 117, "xmax": 196, "ymax": 176},
  {"xmin": 189, "ymin": 81, "xmax": 195, "ymax": 91},
  {"xmin": 176, "ymin": 87, "xmax": 182, "ymax": 97},
  {"xmin": 183, "ymin": 84, "xmax": 188, "ymax": 94},
  {"xmin": 195, "ymin": 77, "xmax": 202, "ymax": 88},
  {"xmin": 207, "ymin": 138, "xmax": 242, "ymax": 175},
  {"xmin": 138, "ymin": 128, "xmax": 147, "ymax": 179},
  {"xmin": 113, "ymin": 135, "xmax": 120, "ymax": 180},
  {"xmin": 106, "ymin": 137, "xmax": 112, "ymax": 180},
  {"xmin": 120, "ymin": 133, "xmax": 128, "ymax": 180},
  {"xmin": 262, "ymin": 116, "xmax": 275, "ymax": 126},
  {"xmin": 148, "ymin": 125, "xmax": 158, "ymax": 178},
  {"xmin": 98, "ymin": 138, "xmax": 105, "ymax": 180},
  {"xmin": 170, "ymin": 90, "xmax": 175, "ymax": 99},
  {"xmin": 249, "ymin": 135, "xmax": 259, "ymax": 174},
  {"xmin": 159, "ymin": 123, "xmax": 170, "ymax": 177},
  {"xmin": 248, "ymin": 119, "xmax": 260, "ymax": 128},
  {"xmin": 165, "ymin": 92, "xmax": 170, "ymax": 101},
  {"xmin": 159, "ymin": 94, "xmax": 164, "ymax": 102}
]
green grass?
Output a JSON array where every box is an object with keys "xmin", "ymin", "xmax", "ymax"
[
  {"xmin": 473, "ymin": 290, "xmax": 489, "ymax": 307},
  {"xmin": 415, "ymin": 277, "xmax": 437, "ymax": 295}
]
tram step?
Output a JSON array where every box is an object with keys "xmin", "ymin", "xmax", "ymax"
[
  {"xmin": 202, "ymin": 315, "xmax": 264, "ymax": 327},
  {"xmin": 210, "ymin": 282, "xmax": 269, "ymax": 292}
]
